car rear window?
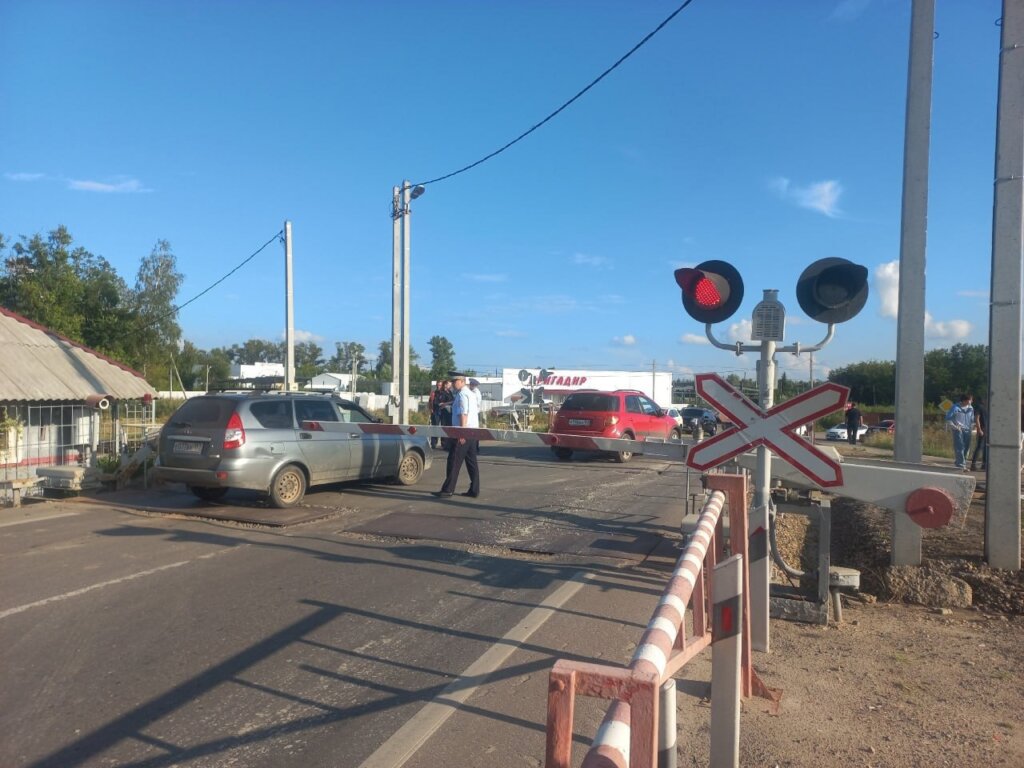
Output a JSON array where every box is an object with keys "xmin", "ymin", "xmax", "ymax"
[
  {"xmin": 681, "ymin": 408, "xmax": 709, "ymax": 419},
  {"xmin": 250, "ymin": 401, "xmax": 294, "ymax": 429},
  {"xmin": 560, "ymin": 394, "xmax": 618, "ymax": 412},
  {"xmin": 168, "ymin": 397, "xmax": 237, "ymax": 428}
]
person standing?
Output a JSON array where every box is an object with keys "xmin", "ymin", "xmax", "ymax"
[
  {"xmin": 432, "ymin": 379, "xmax": 454, "ymax": 449},
  {"xmin": 845, "ymin": 401, "xmax": 862, "ymax": 446},
  {"xmin": 945, "ymin": 394, "xmax": 975, "ymax": 471},
  {"xmin": 434, "ymin": 373, "xmax": 480, "ymax": 498},
  {"xmin": 969, "ymin": 396, "xmax": 987, "ymax": 471}
]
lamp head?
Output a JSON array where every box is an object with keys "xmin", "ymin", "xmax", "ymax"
[{"xmin": 410, "ymin": 184, "xmax": 426, "ymax": 200}]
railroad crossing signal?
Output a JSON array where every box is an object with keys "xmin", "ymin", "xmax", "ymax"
[
  {"xmin": 675, "ymin": 260, "xmax": 745, "ymax": 324},
  {"xmin": 687, "ymin": 374, "xmax": 850, "ymax": 487},
  {"xmin": 795, "ymin": 257, "xmax": 869, "ymax": 324}
]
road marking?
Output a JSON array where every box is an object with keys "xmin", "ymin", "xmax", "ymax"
[
  {"xmin": 0, "ymin": 546, "xmax": 243, "ymax": 620},
  {"xmin": 356, "ymin": 570, "xmax": 592, "ymax": 768},
  {"xmin": 0, "ymin": 511, "xmax": 79, "ymax": 528}
]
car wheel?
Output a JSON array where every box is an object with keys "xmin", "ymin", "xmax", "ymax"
[
  {"xmin": 396, "ymin": 450, "xmax": 424, "ymax": 485},
  {"xmin": 615, "ymin": 433, "xmax": 634, "ymax": 463},
  {"xmin": 269, "ymin": 464, "xmax": 307, "ymax": 508},
  {"xmin": 189, "ymin": 486, "xmax": 228, "ymax": 502},
  {"xmin": 670, "ymin": 428, "xmax": 683, "ymax": 442},
  {"xmin": 554, "ymin": 447, "xmax": 573, "ymax": 461}
]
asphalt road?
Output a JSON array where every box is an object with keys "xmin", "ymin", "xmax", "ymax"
[{"xmin": 0, "ymin": 444, "xmax": 691, "ymax": 768}]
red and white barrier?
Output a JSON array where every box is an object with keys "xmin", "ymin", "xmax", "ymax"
[
  {"xmin": 545, "ymin": 474, "xmax": 754, "ymax": 768},
  {"xmin": 347, "ymin": 422, "xmax": 690, "ymax": 462}
]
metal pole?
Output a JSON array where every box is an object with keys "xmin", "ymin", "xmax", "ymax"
[
  {"xmin": 751, "ymin": 339, "xmax": 775, "ymax": 653},
  {"xmin": 391, "ymin": 187, "xmax": 402, "ymax": 424},
  {"xmin": 986, "ymin": 0, "xmax": 1023, "ymax": 570},
  {"xmin": 400, "ymin": 181, "xmax": 412, "ymax": 425},
  {"xmin": 284, "ymin": 220, "xmax": 296, "ymax": 392},
  {"xmin": 892, "ymin": 0, "xmax": 934, "ymax": 565},
  {"xmin": 351, "ymin": 355, "xmax": 357, "ymax": 399},
  {"xmin": 658, "ymin": 678, "xmax": 677, "ymax": 768}
]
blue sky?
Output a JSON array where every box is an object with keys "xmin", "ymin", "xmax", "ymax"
[{"xmin": 0, "ymin": 0, "xmax": 1004, "ymax": 380}]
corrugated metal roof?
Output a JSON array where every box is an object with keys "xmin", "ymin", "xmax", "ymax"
[{"xmin": 0, "ymin": 307, "xmax": 156, "ymax": 401}]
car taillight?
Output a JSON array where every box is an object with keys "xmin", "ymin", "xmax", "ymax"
[
  {"xmin": 224, "ymin": 412, "xmax": 246, "ymax": 449},
  {"xmin": 605, "ymin": 416, "xmax": 619, "ymax": 427}
]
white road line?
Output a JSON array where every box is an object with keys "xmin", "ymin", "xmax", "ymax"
[
  {"xmin": 0, "ymin": 511, "xmax": 79, "ymax": 528},
  {"xmin": 0, "ymin": 546, "xmax": 243, "ymax": 620},
  {"xmin": 357, "ymin": 570, "xmax": 592, "ymax": 768}
]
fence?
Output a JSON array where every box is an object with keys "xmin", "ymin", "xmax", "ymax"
[
  {"xmin": 0, "ymin": 399, "xmax": 156, "ymax": 503},
  {"xmin": 545, "ymin": 473, "xmax": 753, "ymax": 768}
]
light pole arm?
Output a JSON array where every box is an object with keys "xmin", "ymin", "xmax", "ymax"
[
  {"xmin": 778, "ymin": 324, "xmax": 835, "ymax": 355},
  {"xmin": 704, "ymin": 324, "xmax": 760, "ymax": 355}
]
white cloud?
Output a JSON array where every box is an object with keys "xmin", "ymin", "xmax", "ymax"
[
  {"xmin": 283, "ymin": 329, "xmax": 325, "ymax": 343},
  {"xmin": 727, "ymin": 318, "xmax": 753, "ymax": 343},
  {"xmin": 4, "ymin": 172, "xmax": 44, "ymax": 181},
  {"xmin": 830, "ymin": 0, "xmax": 872, "ymax": 22},
  {"xmin": 771, "ymin": 176, "xmax": 843, "ymax": 217},
  {"xmin": 957, "ymin": 289, "xmax": 988, "ymax": 299},
  {"xmin": 613, "ymin": 334, "xmax": 637, "ymax": 346},
  {"xmin": 463, "ymin": 273, "xmax": 508, "ymax": 283},
  {"xmin": 573, "ymin": 252, "xmax": 611, "ymax": 269},
  {"xmin": 665, "ymin": 359, "xmax": 695, "ymax": 376},
  {"xmin": 876, "ymin": 260, "xmax": 972, "ymax": 339},
  {"xmin": 925, "ymin": 313, "xmax": 972, "ymax": 341},
  {"xmin": 875, "ymin": 260, "xmax": 900, "ymax": 319},
  {"xmin": 67, "ymin": 177, "xmax": 151, "ymax": 193},
  {"xmin": 680, "ymin": 333, "xmax": 710, "ymax": 345}
]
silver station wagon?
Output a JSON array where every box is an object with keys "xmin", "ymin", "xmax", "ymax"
[{"xmin": 155, "ymin": 392, "xmax": 431, "ymax": 507}]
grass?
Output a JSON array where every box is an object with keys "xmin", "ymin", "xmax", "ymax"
[{"xmin": 860, "ymin": 424, "xmax": 955, "ymax": 459}]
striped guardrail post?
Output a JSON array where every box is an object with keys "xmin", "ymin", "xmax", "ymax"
[{"xmin": 710, "ymin": 554, "xmax": 744, "ymax": 768}]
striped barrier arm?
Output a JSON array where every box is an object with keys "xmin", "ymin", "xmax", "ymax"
[
  {"xmin": 348, "ymin": 422, "xmax": 690, "ymax": 462},
  {"xmin": 546, "ymin": 474, "xmax": 752, "ymax": 768}
]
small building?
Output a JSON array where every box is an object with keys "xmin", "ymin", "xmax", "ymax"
[
  {"xmin": 230, "ymin": 361, "xmax": 285, "ymax": 379},
  {"xmin": 309, "ymin": 372, "xmax": 354, "ymax": 393},
  {"xmin": 500, "ymin": 368, "xmax": 672, "ymax": 408},
  {"xmin": 0, "ymin": 307, "xmax": 156, "ymax": 500}
]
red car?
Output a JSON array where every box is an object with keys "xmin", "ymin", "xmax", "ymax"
[{"xmin": 550, "ymin": 389, "xmax": 683, "ymax": 462}]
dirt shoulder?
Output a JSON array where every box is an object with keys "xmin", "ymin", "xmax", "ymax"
[{"xmin": 707, "ymin": 476, "xmax": 1024, "ymax": 767}]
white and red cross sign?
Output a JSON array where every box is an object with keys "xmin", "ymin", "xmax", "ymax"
[{"xmin": 687, "ymin": 373, "xmax": 850, "ymax": 487}]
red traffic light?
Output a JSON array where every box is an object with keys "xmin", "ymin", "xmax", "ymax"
[{"xmin": 675, "ymin": 260, "xmax": 744, "ymax": 324}]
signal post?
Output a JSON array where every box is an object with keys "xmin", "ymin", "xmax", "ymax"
[{"xmin": 674, "ymin": 258, "xmax": 869, "ymax": 652}]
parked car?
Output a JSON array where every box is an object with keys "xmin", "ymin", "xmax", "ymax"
[
  {"xmin": 678, "ymin": 406, "xmax": 719, "ymax": 436},
  {"xmin": 825, "ymin": 424, "xmax": 869, "ymax": 442},
  {"xmin": 155, "ymin": 392, "xmax": 431, "ymax": 507},
  {"xmin": 869, "ymin": 419, "xmax": 896, "ymax": 435},
  {"xmin": 550, "ymin": 389, "xmax": 682, "ymax": 463},
  {"xmin": 666, "ymin": 407, "xmax": 684, "ymax": 428}
]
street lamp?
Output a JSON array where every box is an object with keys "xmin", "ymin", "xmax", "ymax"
[{"xmin": 391, "ymin": 181, "xmax": 426, "ymax": 424}]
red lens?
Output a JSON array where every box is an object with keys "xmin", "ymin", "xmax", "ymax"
[{"xmin": 694, "ymin": 276, "xmax": 722, "ymax": 307}]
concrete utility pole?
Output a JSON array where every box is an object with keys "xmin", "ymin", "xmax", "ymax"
[
  {"xmin": 401, "ymin": 181, "xmax": 413, "ymax": 425},
  {"xmin": 985, "ymin": 0, "xmax": 1023, "ymax": 571},
  {"xmin": 284, "ymin": 220, "xmax": 295, "ymax": 392},
  {"xmin": 892, "ymin": 0, "xmax": 935, "ymax": 566},
  {"xmin": 391, "ymin": 188, "xmax": 402, "ymax": 424}
]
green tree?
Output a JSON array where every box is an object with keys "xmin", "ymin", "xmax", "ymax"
[
  {"xmin": 428, "ymin": 335, "xmax": 456, "ymax": 380},
  {"xmin": 129, "ymin": 239, "xmax": 184, "ymax": 371},
  {"xmin": 330, "ymin": 341, "xmax": 367, "ymax": 373},
  {"xmin": 228, "ymin": 339, "xmax": 282, "ymax": 364},
  {"xmin": 923, "ymin": 343, "xmax": 988, "ymax": 405},
  {"xmin": 294, "ymin": 341, "xmax": 325, "ymax": 381},
  {"xmin": 828, "ymin": 360, "xmax": 897, "ymax": 405}
]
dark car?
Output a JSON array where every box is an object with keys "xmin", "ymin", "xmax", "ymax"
[
  {"xmin": 679, "ymin": 407, "xmax": 719, "ymax": 435},
  {"xmin": 155, "ymin": 392, "xmax": 431, "ymax": 507},
  {"xmin": 549, "ymin": 389, "xmax": 682, "ymax": 463}
]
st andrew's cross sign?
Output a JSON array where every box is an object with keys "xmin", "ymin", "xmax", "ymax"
[{"xmin": 687, "ymin": 373, "xmax": 850, "ymax": 487}]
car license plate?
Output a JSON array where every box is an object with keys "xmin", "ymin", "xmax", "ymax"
[
  {"xmin": 568, "ymin": 419, "xmax": 590, "ymax": 426},
  {"xmin": 174, "ymin": 441, "xmax": 203, "ymax": 455}
]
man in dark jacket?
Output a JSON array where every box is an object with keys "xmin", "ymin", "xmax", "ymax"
[
  {"xmin": 970, "ymin": 396, "xmax": 987, "ymax": 471},
  {"xmin": 845, "ymin": 402, "xmax": 862, "ymax": 445}
]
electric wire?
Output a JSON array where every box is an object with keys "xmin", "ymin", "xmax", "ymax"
[
  {"xmin": 414, "ymin": 0, "xmax": 699, "ymax": 188},
  {"xmin": 147, "ymin": 230, "xmax": 284, "ymax": 326}
]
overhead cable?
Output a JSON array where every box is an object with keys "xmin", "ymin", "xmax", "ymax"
[{"xmin": 415, "ymin": 0, "xmax": 699, "ymax": 188}]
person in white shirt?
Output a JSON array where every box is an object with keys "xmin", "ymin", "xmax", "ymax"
[{"xmin": 434, "ymin": 373, "xmax": 480, "ymax": 498}]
